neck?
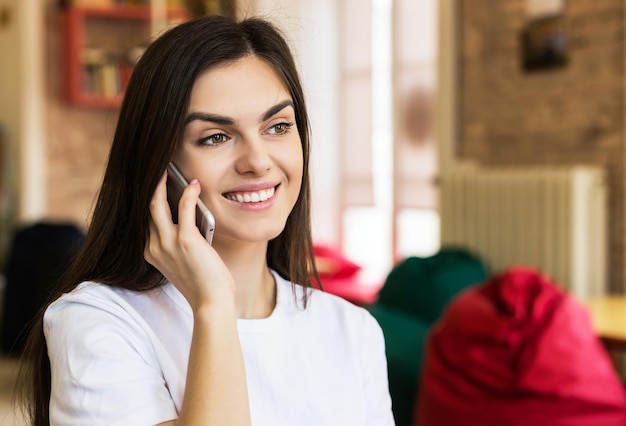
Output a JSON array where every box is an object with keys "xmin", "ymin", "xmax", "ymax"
[{"xmin": 213, "ymin": 240, "xmax": 276, "ymax": 319}]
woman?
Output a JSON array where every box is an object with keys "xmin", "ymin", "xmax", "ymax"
[{"xmin": 18, "ymin": 15, "xmax": 394, "ymax": 426}]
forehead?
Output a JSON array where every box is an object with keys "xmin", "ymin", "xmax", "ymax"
[{"xmin": 187, "ymin": 56, "xmax": 293, "ymax": 116}]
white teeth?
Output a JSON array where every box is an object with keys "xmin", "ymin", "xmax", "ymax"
[{"xmin": 227, "ymin": 187, "xmax": 275, "ymax": 203}]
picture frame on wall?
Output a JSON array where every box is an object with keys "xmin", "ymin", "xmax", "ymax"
[
  {"xmin": 521, "ymin": 15, "xmax": 568, "ymax": 72},
  {"xmin": 521, "ymin": 0, "xmax": 567, "ymax": 72}
]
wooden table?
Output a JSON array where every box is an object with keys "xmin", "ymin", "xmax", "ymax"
[
  {"xmin": 584, "ymin": 296, "xmax": 626, "ymax": 348},
  {"xmin": 584, "ymin": 296, "xmax": 626, "ymax": 383}
]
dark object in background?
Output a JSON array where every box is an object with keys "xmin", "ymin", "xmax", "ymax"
[
  {"xmin": 0, "ymin": 222, "xmax": 85, "ymax": 356},
  {"xmin": 521, "ymin": 15, "xmax": 568, "ymax": 72}
]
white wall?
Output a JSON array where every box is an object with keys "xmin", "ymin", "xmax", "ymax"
[
  {"xmin": 251, "ymin": 1, "xmax": 444, "ymax": 274},
  {"xmin": 252, "ymin": 0, "xmax": 342, "ymax": 246},
  {"xmin": 0, "ymin": 0, "xmax": 45, "ymax": 223},
  {"xmin": 0, "ymin": 0, "xmax": 21, "ymax": 217}
]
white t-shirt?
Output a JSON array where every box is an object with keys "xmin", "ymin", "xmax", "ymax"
[{"xmin": 44, "ymin": 270, "xmax": 395, "ymax": 426}]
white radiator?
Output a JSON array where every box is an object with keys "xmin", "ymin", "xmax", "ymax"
[{"xmin": 440, "ymin": 166, "xmax": 607, "ymax": 299}]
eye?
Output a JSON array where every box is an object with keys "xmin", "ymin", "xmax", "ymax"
[
  {"xmin": 267, "ymin": 122, "xmax": 295, "ymax": 135},
  {"xmin": 199, "ymin": 133, "xmax": 230, "ymax": 146}
]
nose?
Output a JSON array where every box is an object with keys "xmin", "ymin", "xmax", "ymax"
[{"xmin": 234, "ymin": 135, "xmax": 272, "ymax": 175}]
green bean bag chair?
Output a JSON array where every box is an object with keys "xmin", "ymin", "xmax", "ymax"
[{"xmin": 368, "ymin": 248, "xmax": 489, "ymax": 426}]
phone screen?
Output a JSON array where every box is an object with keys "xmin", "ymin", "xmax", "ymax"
[{"xmin": 166, "ymin": 162, "xmax": 215, "ymax": 244}]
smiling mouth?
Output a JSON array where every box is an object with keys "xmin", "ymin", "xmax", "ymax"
[{"xmin": 224, "ymin": 185, "xmax": 277, "ymax": 203}]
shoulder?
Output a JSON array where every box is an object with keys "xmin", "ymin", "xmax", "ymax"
[
  {"xmin": 44, "ymin": 282, "xmax": 167, "ymax": 350},
  {"xmin": 43, "ymin": 282, "xmax": 176, "ymax": 380},
  {"xmin": 46, "ymin": 282, "xmax": 145, "ymax": 322},
  {"xmin": 44, "ymin": 283, "xmax": 180, "ymax": 424},
  {"xmin": 46, "ymin": 282, "xmax": 126, "ymax": 320}
]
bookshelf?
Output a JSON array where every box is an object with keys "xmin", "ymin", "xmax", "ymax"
[{"xmin": 62, "ymin": 4, "xmax": 188, "ymax": 108}]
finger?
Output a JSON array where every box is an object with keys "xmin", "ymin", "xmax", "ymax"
[
  {"xmin": 150, "ymin": 171, "xmax": 175, "ymax": 235},
  {"xmin": 177, "ymin": 178, "xmax": 203, "ymax": 237},
  {"xmin": 144, "ymin": 217, "xmax": 159, "ymax": 264}
]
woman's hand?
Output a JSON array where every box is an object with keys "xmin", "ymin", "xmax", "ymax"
[
  {"xmin": 145, "ymin": 172, "xmax": 250, "ymax": 426},
  {"xmin": 144, "ymin": 171, "xmax": 235, "ymax": 312}
]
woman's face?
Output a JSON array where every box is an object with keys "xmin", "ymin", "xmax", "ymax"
[{"xmin": 174, "ymin": 55, "xmax": 303, "ymax": 246}]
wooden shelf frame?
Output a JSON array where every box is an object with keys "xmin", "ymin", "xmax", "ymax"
[{"xmin": 62, "ymin": 4, "xmax": 188, "ymax": 108}]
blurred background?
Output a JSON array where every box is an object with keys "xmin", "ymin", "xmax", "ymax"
[
  {"xmin": 1, "ymin": 0, "xmax": 623, "ymax": 292},
  {"xmin": 0, "ymin": 0, "xmax": 442, "ymax": 286},
  {"xmin": 2, "ymin": 0, "xmax": 626, "ymax": 425}
]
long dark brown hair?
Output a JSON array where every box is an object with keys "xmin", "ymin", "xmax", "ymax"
[{"xmin": 17, "ymin": 15, "xmax": 319, "ymax": 425}]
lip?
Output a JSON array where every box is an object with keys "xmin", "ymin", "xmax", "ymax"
[
  {"xmin": 225, "ymin": 182, "xmax": 280, "ymax": 193},
  {"xmin": 222, "ymin": 183, "xmax": 280, "ymax": 211}
]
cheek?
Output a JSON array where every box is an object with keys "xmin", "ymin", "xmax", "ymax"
[
  {"xmin": 285, "ymin": 153, "xmax": 304, "ymax": 199},
  {"xmin": 283, "ymin": 141, "xmax": 304, "ymax": 181},
  {"xmin": 172, "ymin": 148, "xmax": 198, "ymax": 177},
  {"xmin": 174, "ymin": 152, "xmax": 224, "ymax": 191}
]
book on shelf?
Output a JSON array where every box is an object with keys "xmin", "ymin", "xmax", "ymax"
[
  {"xmin": 81, "ymin": 47, "xmax": 133, "ymax": 99},
  {"xmin": 100, "ymin": 63, "xmax": 120, "ymax": 98}
]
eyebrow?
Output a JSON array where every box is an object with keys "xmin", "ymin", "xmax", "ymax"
[{"xmin": 184, "ymin": 100, "xmax": 295, "ymax": 126}]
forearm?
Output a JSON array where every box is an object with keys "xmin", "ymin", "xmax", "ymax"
[{"xmin": 176, "ymin": 301, "xmax": 250, "ymax": 425}]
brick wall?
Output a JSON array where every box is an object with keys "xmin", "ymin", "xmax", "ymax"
[
  {"xmin": 459, "ymin": 0, "xmax": 625, "ymax": 292},
  {"xmin": 44, "ymin": 2, "xmax": 118, "ymax": 230}
]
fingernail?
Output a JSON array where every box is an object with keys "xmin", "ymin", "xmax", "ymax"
[{"xmin": 190, "ymin": 179, "xmax": 199, "ymax": 184}]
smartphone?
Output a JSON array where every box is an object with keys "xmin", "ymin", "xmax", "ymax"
[{"xmin": 166, "ymin": 162, "xmax": 215, "ymax": 245}]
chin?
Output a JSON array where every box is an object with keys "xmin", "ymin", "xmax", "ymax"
[{"xmin": 223, "ymin": 223, "xmax": 287, "ymax": 244}]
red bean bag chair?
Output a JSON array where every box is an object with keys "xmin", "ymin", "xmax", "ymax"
[{"xmin": 414, "ymin": 266, "xmax": 626, "ymax": 426}]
